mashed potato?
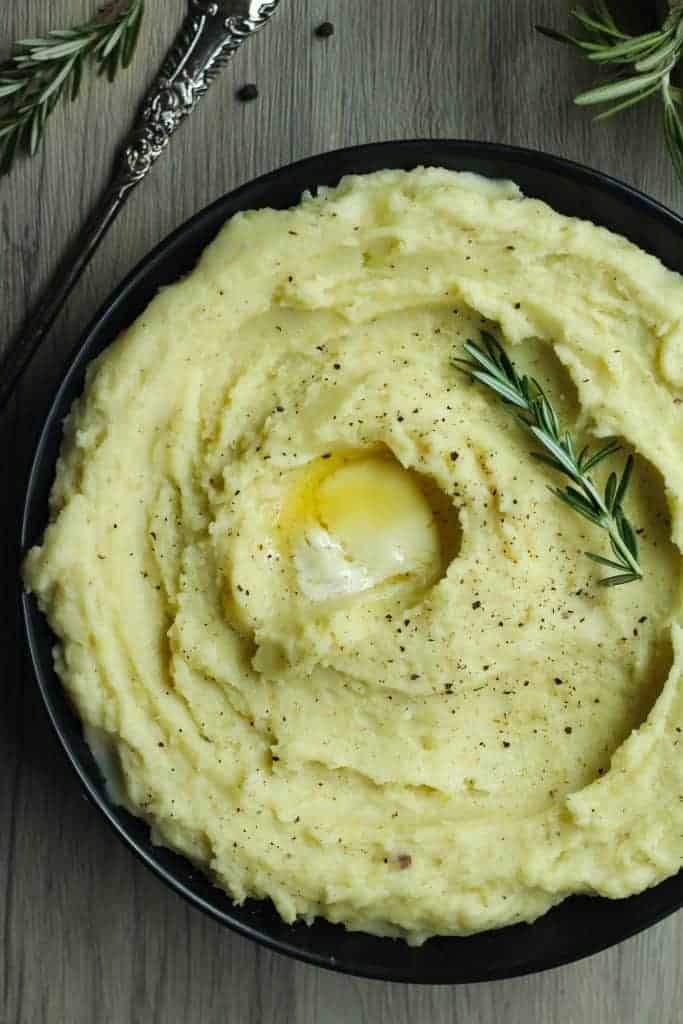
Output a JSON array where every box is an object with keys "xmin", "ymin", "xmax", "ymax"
[{"xmin": 24, "ymin": 168, "xmax": 683, "ymax": 942}]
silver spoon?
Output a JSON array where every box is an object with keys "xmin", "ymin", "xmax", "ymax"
[{"xmin": 1, "ymin": 0, "xmax": 281, "ymax": 412}]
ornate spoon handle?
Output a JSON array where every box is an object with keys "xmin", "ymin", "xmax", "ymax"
[{"xmin": 1, "ymin": 0, "xmax": 280, "ymax": 413}]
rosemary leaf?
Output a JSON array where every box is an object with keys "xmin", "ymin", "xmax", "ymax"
[
  {"xmin": 535, "ymin": 26, "xmax": 578, "ymax": 46},
  {"xmin": 601, "ymin": 572, "xmax": 642, "ymax": 587},
  {"xmin": 580, "ymin": 440, "xmax": 621, "ymax": 471},
  {"xmin": 593, "ymin": 0, "xmax": 620, "ymax": 34},
  {"xmin": 575, "ymin": 71, "xmax": 664, "ymax": 106},
  {"xmin": 605, "ymin": 471, "xmax": 618, "ymax": 512},
  {"xmin": 573, "ymin": 8, "xmax": 625, "ymax": 40},
  {"xmin": 620, "ymin": 516, "xmax": 640, "ymax": 560},
  {"xmin": 635, "ymin": 38, "xmax": 680, "ymax": 72},
  {"xmin": 614, "ymin": 453, "xmax": 634, "ymax": 508},
  {"xmin": 590, "ymin": 33, "xmax": 663, "ymax": 60},
  {"xmin": 592, "ymin": 83, "xmax": 662, "ymax": 122},
  {"xmin": 586, "ymin": 552, "xmax": 629, "ymax": 570},
  {"xmin": 551, "ymin": 490, "xmax": 602, "ymax": 527}
]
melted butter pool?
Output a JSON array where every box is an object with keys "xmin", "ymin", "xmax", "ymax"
[{"xmin": 279, "ymin": 450, "xmax": 449, "ymax": 601}]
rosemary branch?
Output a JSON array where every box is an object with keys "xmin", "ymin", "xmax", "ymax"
[
  {"xmin": 454, "ymin": 332, "xmax": 643, "ymax": 587},
  {"xmin": 538, "ymin": 1, "xmax": 683, "ymax": 186},
  {"xmin": 0, "ymin": 1, "xmax": 145, "ymax": 176}
]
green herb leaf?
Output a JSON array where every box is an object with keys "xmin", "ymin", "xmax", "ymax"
[
  {"xmin": 551, "ymin": 488, "xmax": 602, "ymax": 526},
  {"xmin": 535, "ymin": 26, "xmax": 577, "ymax": 46},
  {"xmin": 586, "ymin": 552, "xmax": 629, "ymax": 570},
  {"xmin": 618, "ymin": 514, "xmax": 639, "ymax": 560},
  {"xmin": 575, "ymin": 70, "xmax": 664, "ymax": 106},
  {"xmin": 592, "ymin": 82, "xmax": 661, "ymax": 121},
  {"xmin": 605, "ymin": 471, "xmax": 618, "ymax": 512},
  {"xmin": 601, "ymin": 572, "xmax": 642, "ymax": 587},
  {"xmin": 580, "ymin": 440, "xmax": 621, "ymax": 471},
  {"xmin": 614, "ymin": 453, "xmax": 634, "ymax": 509}
]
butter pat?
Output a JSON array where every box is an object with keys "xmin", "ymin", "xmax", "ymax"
[{"xmin": 291, "ymin": 455, "xmax": 441, "ymax": 600}]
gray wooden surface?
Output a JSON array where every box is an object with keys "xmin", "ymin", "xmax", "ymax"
[{"xmin": 2, "ymin": 2, "xmax": 682, "ymax": 1021}]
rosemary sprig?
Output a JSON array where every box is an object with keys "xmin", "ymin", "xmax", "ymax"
[
  {"xmin": 0, "ymin": 1, "xmax": 145, "ymax": 176},
  {"xmin": 537, "ymin": 1, "xmax": 683, "ymax": 186},
  {"xmin": 454, "ymin": 332, "xmax": 643, "ymax": 587}
]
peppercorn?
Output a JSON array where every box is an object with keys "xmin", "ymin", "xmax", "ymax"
[{"xmin": 237, "ymin": 83, "xmax": 259, "ymax": 102}]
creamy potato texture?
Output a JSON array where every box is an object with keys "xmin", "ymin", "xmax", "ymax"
[{"xmin": 24, "ymin": 169, "xmax": 683, "ymax": 942}]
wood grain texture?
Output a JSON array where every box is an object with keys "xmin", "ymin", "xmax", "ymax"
[{"xmin": 1, "ymin": 2, "xmax": 681, "ymax": 1021}]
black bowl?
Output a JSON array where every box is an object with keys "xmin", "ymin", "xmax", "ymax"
[{"xmin": 21, "ymin": 140, "xmax": 683, "ymax": 984}]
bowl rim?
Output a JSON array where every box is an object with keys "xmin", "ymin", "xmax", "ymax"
[{"xmin": 20, "ymin": 138, "xmax": 683, "ymax": 984}]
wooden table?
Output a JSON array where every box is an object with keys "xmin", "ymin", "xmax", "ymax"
[{"xmin": 3, "ymin": 2, "xmax": 682, "ymax": 1020}]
